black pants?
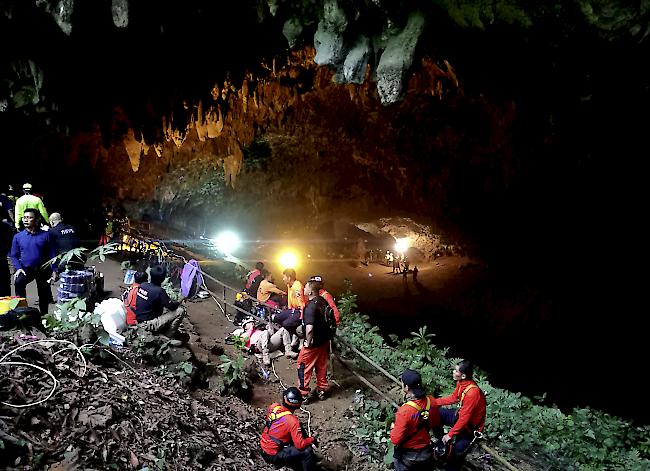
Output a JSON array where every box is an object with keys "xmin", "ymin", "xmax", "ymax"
[
  {"xmin": 14, "ymin": 266, "xmax": 52, "ymax": 315},
  {"xmin": 439, "ymin": 407, "xmax": 475, "ymax": 471},
  {"xmin": 262, "ymin": 446, "xmax": 316, "ymax": 471},
  {"xmin": 393, "ymin": 446, "xmax": 434, "ymax": 471}
]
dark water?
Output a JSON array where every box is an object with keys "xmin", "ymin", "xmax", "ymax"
[{"xmin": 357, "ymin": 265, "xmax": 647, "ymax": 425}]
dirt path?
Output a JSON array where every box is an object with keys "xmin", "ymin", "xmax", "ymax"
[{"xmin": 15, "ymin": 257, "xmax": 391, "ymax": 469}]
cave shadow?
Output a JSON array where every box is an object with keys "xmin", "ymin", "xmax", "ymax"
[{"xmin": 413, "ymin": 280, "xmax": 430, "ymax": 295}]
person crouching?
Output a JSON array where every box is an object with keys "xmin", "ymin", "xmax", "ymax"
[
  {"xmin": 260, "ymin": 387, "xmax": 318, "ymax": 471},
  {"xmin": 390, "ymin": 369, "xmax": 442, "ymax": 470},
  {"xmin": 131, "ymin": 264, "xmax": 185, "ymax": 338}
]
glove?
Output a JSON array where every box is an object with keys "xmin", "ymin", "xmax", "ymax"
[{"xmin": 311, "ymin": 436, "xmax": 319, "ymax": 448}]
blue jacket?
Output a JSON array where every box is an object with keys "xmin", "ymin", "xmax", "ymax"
[{"xmin": 10, "ymin": 229, "xmax": 57, "ymax": 272}]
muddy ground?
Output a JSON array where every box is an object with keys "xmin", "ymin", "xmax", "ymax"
[{"xmin": 13, "ymin": 251, "xmax": 533, "ymax": 470}]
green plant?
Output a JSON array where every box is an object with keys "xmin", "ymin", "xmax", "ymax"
[
  {"xmin": 43, "ymin": 242, "xmax": 119, "ymax": 270},
  {"xmin": 175, "ymin": 361, "xmax": 194, "ymax": 385},
  {"xmin": 217, "ymin": 353, "xmax": 249, "ymax": 393},
  {"xmin": 43, "ymin": 297, "xmax": 109, "ymax": 345},
  {"xmin": 335, "ymin": 287, "xmax": 650, "ymax": 470},
  {"xmin": 161, "ymin": 277, "xmax": 182, "ymax": 302}
]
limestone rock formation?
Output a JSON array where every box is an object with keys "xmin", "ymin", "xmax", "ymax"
[
  {"xmin": 376, "ymin": 11, "xmax": 426, "ymax": 105},
  {"xmin": 112, "ymin": 0, "xmax": 129, "ymax": 28},
  {"xmin": 314, "ymin": 0, "xmax": 349, "ymax": 67},
  {"xmin": 283, "ymin": 17, "xmax": 303, "ymax": 48},
  {"xmin": 36, "ymin": 0, "xmax": 74, "ymax": 35},
  {"xmin": 342, "ymin": 35, "xmax": 371, "ymax": 84}
]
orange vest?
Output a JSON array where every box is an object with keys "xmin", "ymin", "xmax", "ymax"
[{"xmin": 124, "ymin": 283, "xmax": 139, "ymax": 325}]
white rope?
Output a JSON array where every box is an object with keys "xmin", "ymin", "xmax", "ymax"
[
  {"xmin": 0, "ymin": 361, "xmax": 59, "ymax": 408},
  {"xmin": 271, "ymin": 359, "xmax": 312, "ymax": 436},
  {"xmin": 1, "ymin": 339, "xmax": 87, "ymax": 377}
]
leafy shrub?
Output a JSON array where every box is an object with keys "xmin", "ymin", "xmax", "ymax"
[{"xmin": 336, "ymin": 288, "xmax": 650, "ymax": 470}]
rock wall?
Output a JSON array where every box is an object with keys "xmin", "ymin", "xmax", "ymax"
[{"xmin": 61, "ymin": 47, "xmax": 502, "ymax": 247}]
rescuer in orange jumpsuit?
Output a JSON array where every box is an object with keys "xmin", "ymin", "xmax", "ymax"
[
  {"xmin": 435, "ymin": 360, "xmax": 486, "ymax": 471},
  {"xmin": 390, "ymin": 369, "xmax": 442, "ymax": 470},
  {"xmin": 307, "ymin": 275, "xmax": 340, "ymax": 325},
  {"xmin": 260, "ymin": 387, "xmax": 317, "ymax": 470},
  {"xmin": 296, "ymin": 280, "xmax": 333, "ymax": 402}
]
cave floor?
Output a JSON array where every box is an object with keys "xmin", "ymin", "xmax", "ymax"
[{"xmin": 18, "ymin": 257, "xmax": 392, "ymax": 470}]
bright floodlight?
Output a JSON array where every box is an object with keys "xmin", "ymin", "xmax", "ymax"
[
  {"xmin": 213, "ymin": 231, "xmax": 241, "ymax": 255},
  {"xmin": 279, "ymin": 251, "xmax": 299, "ymax": 269},
  {"xmin": 395, "ymin": 238, "xmax": 409, "ymax": 254}
]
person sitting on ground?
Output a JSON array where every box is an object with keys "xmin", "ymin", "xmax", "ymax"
[
  {"xmin": 282, "ymin": 268, "xmax": 306, "ymax": 311},
  {"xmin": 123, "ymin": 271, "xmax": 149, "ymax": 326},
  {"xmin": 307, "ymin": 275, "xmax": 340, "ymax": 326},
  {"xmin": 131, "ymin": 264, "xmax": 186, "ymax": 338},
  {"xmin": 271, "ymin": 307, "xmax": 302, "ymax": 348},
  {"xmin": 434, "ymin": 360, "xmax": 486, "ymax": 471},
  {"xmin": 246, "ymin": 261, "xmax": 264, "ymax": 290},
  {"xmin": 257, "ymin": 269, "xmax": 286, "ymax": 309},
  {"xmin": 14, "ymin": 183, "xmax": 48, "ymax": 230},
  {"xmin": 390, "ymin": 369, "xmax": 442, "ymax": 471},
  {"xmin": 260, "ymin": 387, "xmax": 318, "ymax": 471},
  {"xmin": 241, "ymin": 317, "xmax": 298, "ymax": 366},
  {"xmin": 296, "ymin": 280, "xmax": 334, "ymax": 402}
]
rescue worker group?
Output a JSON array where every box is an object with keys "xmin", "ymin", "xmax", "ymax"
[
  {"xmin": 245, "ymin": 262, "xmax": 486, "ymax": 471},
  {"xmin": 0, "ymin": 183, "xmax": 487, "ymax": 471}
]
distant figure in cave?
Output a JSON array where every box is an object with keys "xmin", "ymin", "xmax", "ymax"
[
  {"xmin": 412, "ymin": 266, "xmax": 419, "ymax": 282},
  {"xmin": 0, "ymin": 219, "xmax": 14, "ymax": 296},
  {"xmin": 0, "ymin": 188, "xmax": 14, "ymax": 225}
]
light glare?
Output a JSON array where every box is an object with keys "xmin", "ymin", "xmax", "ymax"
[
  {"xmin": 279, "ymin": 251, "xmax": 299, "ymax": 269},
  {"xmin": 395, "ymin": 238, "xmax": 409, "ymax": 254},
  {"xmin": 213, "ymin": 231, "xmax": 241, "ymax": 255}
]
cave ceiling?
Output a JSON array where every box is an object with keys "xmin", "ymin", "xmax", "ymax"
[{"xmin": 0, "ymin": 0, "xmax": 648, "ymax": 262}]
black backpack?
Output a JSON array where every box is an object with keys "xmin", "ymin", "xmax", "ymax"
[
  {"xmin": 245, "ymin": 274, "xmax": 264, "ymax": 297},
  {"xmin": 322, "ymin": 300, "xmax": 337, "ymax": 340}
]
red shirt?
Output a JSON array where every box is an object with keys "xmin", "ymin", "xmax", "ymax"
[
  {"xmin": 260, "ymin": 403, "xmax": 314, "ymax": 455},
  {"xmin": 434, "ymin": 380, "xmax": 486, "ymax": 437},
  {"xmin": 123, "ymin": 283, "xmax": 140, "ymax": 325},
  {"xmin": 319, "ymin": 289, "xmax": 340, "ymax": 325},
  {"xmin": 390, "ymin": 395, "xmax": 441, "ymax": 449}
]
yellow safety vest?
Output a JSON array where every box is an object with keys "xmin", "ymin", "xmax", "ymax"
[{"xmin": 460, "ymin": 384, "xmax": 477, "ymax": 407}]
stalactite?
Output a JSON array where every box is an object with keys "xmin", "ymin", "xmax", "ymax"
[
  {"xmin": 206, "ymin": 106, "xmax": 224, "ymax": 138},
  {"xmin": 111, "ymin": 0, "xmax": 129, "ymax": 28},
  {"xmin": 196, "ymin": 100, "xmax": 209, "ymax": 141},
  {"xmin": 140, "ymin": 133, "xmax": 149, "ymax": 156},
  {"xmin": 242, "ymin": 79, "xmax": 249, "ymax": 113},
  {"xmin": 123, "ymin": 128, "xmax": 141, "ymax": 172}
]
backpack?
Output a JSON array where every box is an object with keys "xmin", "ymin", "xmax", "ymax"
[
  {"xmin": 323, "ymin": 303, "xmax": 337, "ymax": 340},
  {"xmin": 181, "ymin": 259, "xmax": 203, "ymax": 298},
  {"xmin": 246, "ymin": 273, "xmax": 264, "ymax": 297}
]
